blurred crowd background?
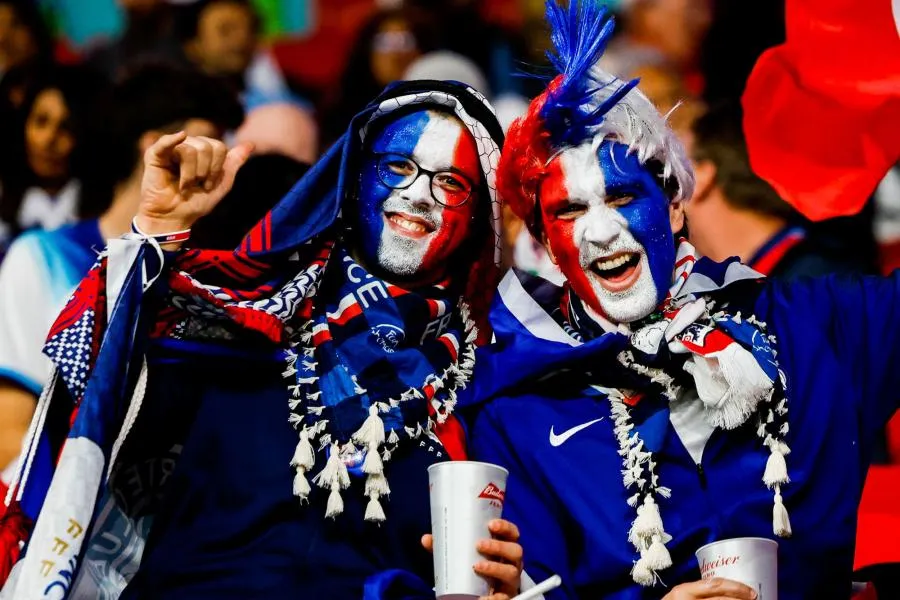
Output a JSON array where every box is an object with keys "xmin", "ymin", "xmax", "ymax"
[{"xmin": 0, "ymin": 0, "xmax": 897, "ymax": 588}]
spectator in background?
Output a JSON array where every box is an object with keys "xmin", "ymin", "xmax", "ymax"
[
  {"xmin": 601, "ymin": 0, "xmax": 711, "ymax": 90},
  {"xmin": 322, "ymin": 7, "xmax": 435, "ymax": 147},
  {"xmin": 685, "ymin": 103, "xmax": 875, "ymax": 278},
  {"xmin": 84, "ymin": 0, "xmax": 181, "ymax": 81},
  {"xmin": 176, "ymin": 0, "xmax": 299, "ymax": 111},
  {"xmin": 233, "ymin": 102, "xmax": 318, "ymax": 165},
  {"xmin": 0, "ymin": 0, "xmax": 53, "ymax": 82},
  {"xmin": 406, "ymin": 0, "xmax": 529, "ymax": 99},
  {"xmin": 0, "ymin": 63, "xmax": 242, "ymax": 480},
  {"xmin": 0, "ymin": 66, "xmax": 106, "ymax": 256}
]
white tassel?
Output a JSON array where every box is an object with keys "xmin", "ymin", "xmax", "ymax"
[
  {"xmin": 629, "ymin": 496, "xmax": 665, "ymax": 547},
  {"xmin": 365, "ymin": 492, "xmax": 386, "ymax": 522},
  {"xmin": 325, "ymin": 481, "xmax": 344, "ymax": 518},
  {"xmin": 779, "ymin": 422, "xmax": 790, "ymax": 436},
  {"xmin": 763, "ymin": 447, "xmax": 789, "ymax": 488},
  {"xmin": 290, "ymin": 429, "xmax": 316, "ymax": 471},
  {"xmin": 645, "ymin": 534, "xmax": 672, "ymax": 570},
  {"xmin": 293, "ymin": 468, "xmax": 311, "ymax": 500},
  {"xmin": 352, "ymin": 376, "xmax": 367, "ymax": 395},
  {"xmin": 381, "ymin": 448, "xmax": 392, "ymax": 461},
  {"xmin": 353, "ymin": 405, "xmax": 386, "ymax": 447},
  {"xmin": 362, "ymin": 444, "xmax": 383, "ymax": 474},
  {"xmin": 773, "ymin": 487, "xmax": 792, "ymax": 537},
  {"xmin": 365, "ymin": 473, "xmax": 391, "ymax": 497},
  {"xmin": 307, "ymin": 391, "xmax": 322, "ymax": 401},
  {"xmin": 627, "ymin": 493, "xmax": 640, "ymax": 507},
  {"xmin": 631, "ymin": 556, "xmax": 656, "ymax": 587},
  {"xmin": 314, "ymin": 442, "xmax": 343, "ymax": 489},
  {"xmin": 387, "ymin": 429, "xmax": 400, "ymax": 444}
]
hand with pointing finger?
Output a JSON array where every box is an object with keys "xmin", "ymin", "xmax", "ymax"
[{"xmin": 137, "ymin": 131, "xmax": 253, "ymax": 244}]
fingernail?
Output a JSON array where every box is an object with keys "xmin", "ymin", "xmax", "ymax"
[{"xmin": 751, "ymin": 592, "xmax": 758, "ymax": 600}]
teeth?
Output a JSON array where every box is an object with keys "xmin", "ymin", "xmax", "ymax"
[
  {"xmin": 390, "ymin": 215, "xmax": 427, "ymax": 234},
  {"xmin": 594, "ymin": 254, "xmax": 634, "ymax": 271}
]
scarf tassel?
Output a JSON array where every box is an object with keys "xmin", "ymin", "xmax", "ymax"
[
  {"xmin": 631, "ymin": 556, "xmax": 656, "ymax": 587},
  {"xmin": 293, "ymin": 468, "xmax": 311, "ymax": 501},
  {"xmin": 773, "ymin": 486, "xmax": 792, "ymax": 537},
  {"xmin": 326, "ymin": 481, "xmax": 344, "ymax": 518},
  {"xmin": 365, "ymin": 492, "xmax": 386, "ymax": 522}
]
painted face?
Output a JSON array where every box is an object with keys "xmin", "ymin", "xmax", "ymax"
[
  {"xmin": 539, "ymin": 140, "xmax": 677, "ymax": 324},
  {"xmin": 356, "ymin": 109, "xmax": 480, "ymax": 282}
]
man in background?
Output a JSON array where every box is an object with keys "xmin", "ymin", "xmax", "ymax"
[{"xmin": 685, "ymin": 103, "xmax": 875, "ymax": 279}]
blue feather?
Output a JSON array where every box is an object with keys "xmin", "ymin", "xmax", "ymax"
[{"xmin": 541, "ymin": 0, "xmax": 639, "ymax": 148}]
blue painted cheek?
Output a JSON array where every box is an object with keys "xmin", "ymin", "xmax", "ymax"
[
  {"xmin": 357, "ymin": 160, "xmax": 390, "ymax": 265},
  {"xmin": 618, "ymin": 199, "xmax": 675, "ymax": 304},
  {"xmin": 599, "ymin": 142, "xmax": 676, "ymax": 304}
]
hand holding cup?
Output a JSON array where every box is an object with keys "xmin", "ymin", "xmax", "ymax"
[{"xmin": 422, "ymin": 517, "xmax": 523, "ymax": 600}]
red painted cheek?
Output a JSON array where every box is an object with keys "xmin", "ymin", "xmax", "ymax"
[
  {"xmin": 545, "ymin": 221, "xmax": 606, "ymax": 319},
  {"xmin": 540, "ymin": 158, "xmax": 607, "ymax": 319},
  {"xmin": 420, "ymin": 127, "xmax": 479, "ymax": 273}
]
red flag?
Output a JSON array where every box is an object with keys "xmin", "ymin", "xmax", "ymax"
[{"xmin": 742, "ymin": 0, "xmax": 900, "ymax": 221}]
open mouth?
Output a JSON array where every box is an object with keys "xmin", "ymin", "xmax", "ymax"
[
  {"xmin": 385, "ymin": 212, "xmax": 435, "ymax": 239},
  {"xmin": 590, "ymin": 252, "xmax": 642, "ymax": 292}
]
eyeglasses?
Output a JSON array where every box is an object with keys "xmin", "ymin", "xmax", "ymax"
[{"xmin": 373, "ymin": 153, "xmax": 475, "ymax": 208}]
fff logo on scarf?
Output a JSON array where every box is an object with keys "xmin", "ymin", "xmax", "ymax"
[{"xmin": 371, "ymin": 324, "xmax": 404, "ymax": 353}]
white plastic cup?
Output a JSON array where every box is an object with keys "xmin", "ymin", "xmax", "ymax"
[
  {"xmin": 428, "ymin": 461, "xmax": 510, "ymax": 600},
  {"xmin": 695, "ymin": 537, "xmax": 778, "ymax": 600}
]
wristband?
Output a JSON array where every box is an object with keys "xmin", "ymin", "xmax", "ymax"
[{"xmin": 131, "ymin": 218, "xmax": 191, "ymax": 245}]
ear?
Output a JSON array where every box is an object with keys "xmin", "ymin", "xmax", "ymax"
[
  {"xmin": 669, "ymin": 199, "xmax": 685, "ymax": 233},
  {"xmin": 691, "ymin": 159, "xmax": 717, "ymax": 204}
]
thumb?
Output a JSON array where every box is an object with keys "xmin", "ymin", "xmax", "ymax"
[
  {"xmin": 223, "ymin": 142, "xmax": 254, "ymax": 179},
  {"xmin": 421, "ymin": 534, "xmax": 434, "ymax": 553},
  {"xmin": 216, "ymin": 142, "xmax": 255, "ymax": 195}
]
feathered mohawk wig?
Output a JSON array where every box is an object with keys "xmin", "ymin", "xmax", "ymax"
[{"xmin": 498, "ymin": 0, "xmax": 695, "ymax": 237}]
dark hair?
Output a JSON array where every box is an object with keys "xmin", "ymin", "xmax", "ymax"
[
  {"xmin": 190, "ymin": 153, "xmax": 310, "ymax": 250},
  {"xmin": 691, "ymin": 102, "xmax": 797, "ymax": 221},
  {"xmin": 0, "ymin": 0, "xmax": 55, "ymax": 69},
  {"xmin": 0, "ymin": 65, "xmax": 107, "ymax": 229},
  {"xmin": 173, "ymin": 0, "xmax": 258, "ymax": 43},
  {"xmin": 77, "ymin": 62, "xmax": 245, "ymax": 219},
  {"xmin": 322, "ymin": 8, "xmax": 438, "ymax": 147}
]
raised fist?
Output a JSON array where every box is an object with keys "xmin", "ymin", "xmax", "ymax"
[{"xmin": 136, "ymin": 131, "xmax": 253, "ymax": 241}]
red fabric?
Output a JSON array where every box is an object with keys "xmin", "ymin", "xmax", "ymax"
[
  {"xmin": 0, "ymin": 502, "xmax": 32, "ymax": 587},
  {"xmin": 433, "ymin": 414, "xmax": 467, "ymax": 461},
  {"xmin": 742, "ymin": 0, "xmax": 900, "ymax": 221},
  {"xmin": 854, "ymin": 466, "xmax": 900, "ymax": 570},
  {"xmin": 887, "ymin": 412, "xmax": 900, "ymax": 464}
]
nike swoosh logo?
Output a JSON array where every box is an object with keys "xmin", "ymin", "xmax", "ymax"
[{"xmin": 549, "ymin": 417, "xmax": 604, "ymax": 447}]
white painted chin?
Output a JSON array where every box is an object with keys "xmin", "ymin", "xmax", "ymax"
[
  {"xmin": 587, "ymin": 254, "xmax": 659, "ymax": 324},
  {"xmin": 377, "ymin": 229, "xmax": 430, "ymax": 276}
]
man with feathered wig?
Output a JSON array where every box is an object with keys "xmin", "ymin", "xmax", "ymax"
[{"xmin": 464, "ymin": 1, "xmax": 900, "ymax": 598}]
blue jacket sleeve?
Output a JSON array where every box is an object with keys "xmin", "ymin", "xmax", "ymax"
[
  {"xmin": 469, "ymin": 403, "xmax": 578, "ymax": 600},
  {"xmin": 764, "ymin": 272, "xmax": 900, "ymax": 439}
]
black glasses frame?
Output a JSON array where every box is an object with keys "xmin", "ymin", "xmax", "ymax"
[{"xmin": 372, "ymin": 152, "xmax": 475, "ymax": 208}]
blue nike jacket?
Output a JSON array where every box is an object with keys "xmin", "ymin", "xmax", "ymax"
[{"xmin": 465, "ymin": 268, "xmax": 900, "ymax": 599}]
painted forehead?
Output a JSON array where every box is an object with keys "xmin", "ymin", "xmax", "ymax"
[
  {"xmin": 544, "ymin": 140, "xmax": 663, "ymax": 202},
  {"xmin": 369, "ymin": 110, "xmax": 479, "ymax": 177}
]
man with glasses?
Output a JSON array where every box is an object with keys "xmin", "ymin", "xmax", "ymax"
[{"xmin": 3, "ymin": 81, "xmax": 525, "ymax": 599}]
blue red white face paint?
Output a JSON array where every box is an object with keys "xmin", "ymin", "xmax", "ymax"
[
  {"xmin": 357, "ymin": 110, "xmax": 480, "ymax": 282},
  {"xmin": 539, "ymin": 140, "xmax": 676, "ymax": 325}
]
